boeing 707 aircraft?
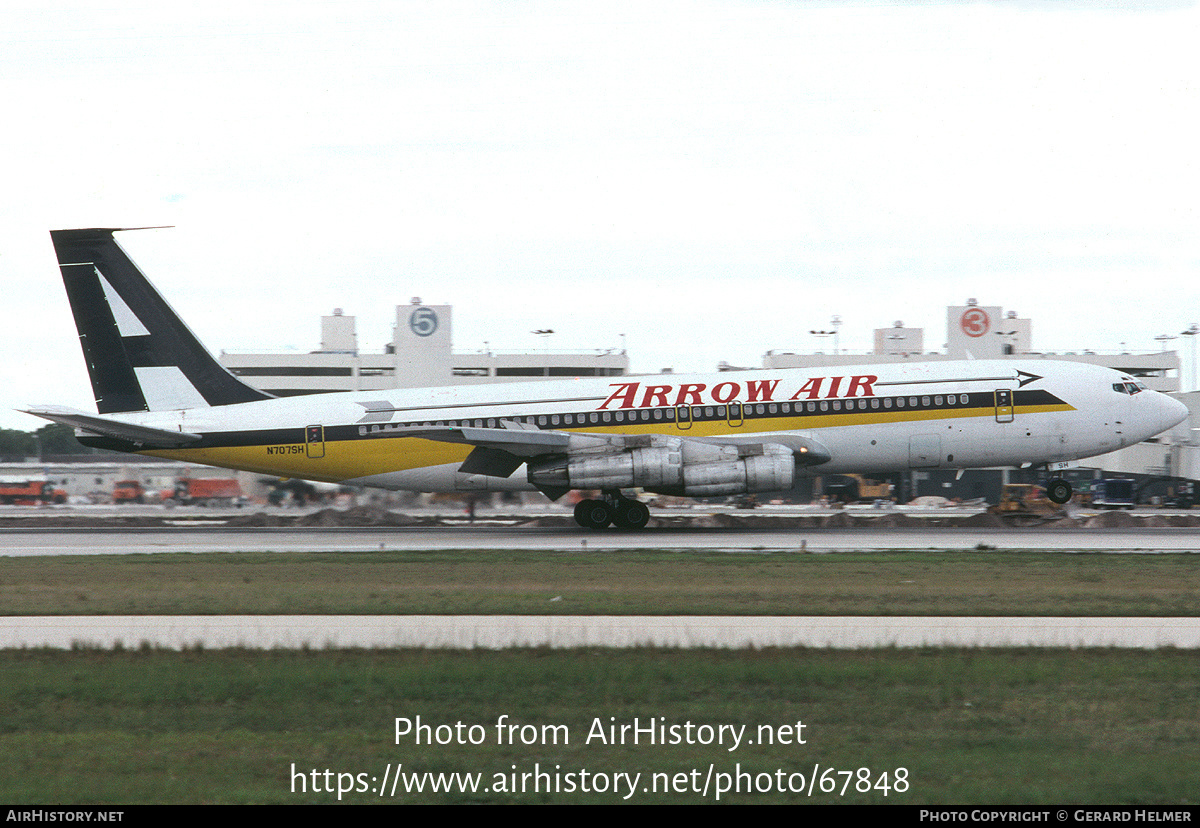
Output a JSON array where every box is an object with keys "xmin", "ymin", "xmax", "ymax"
[{"xmin": 27, "ymin": 228, "xmax": 1189, "ymax": 529}]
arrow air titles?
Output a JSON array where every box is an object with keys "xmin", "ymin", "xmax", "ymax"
[{"xmin": 597, "ymin": 375, "xmax": 880, "ymax": 411}]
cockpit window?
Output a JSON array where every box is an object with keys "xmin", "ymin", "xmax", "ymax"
[
  {"xmin": 1112, "ymin": 381, "xmax": 1146, "ymax": 395},
  {"xmin": 1125, "ymin": 382, "xmax": 1142, "ymax": 395},
  {"xmin": 1113, "ymin": 383, "xmax": 1125, "ymax": 394}
]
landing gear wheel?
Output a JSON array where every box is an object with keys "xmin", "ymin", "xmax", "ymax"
[
  {"xmin": 574, "ymin": 499, "xmax": 613, "ymax": 529},
  {"xmin": 611, "ymin": 499, "xmax": 650, "ymax": 530},
  {"xmin": 1046, "ymin": 478, "xmax": 1073, "ymax": 505}
]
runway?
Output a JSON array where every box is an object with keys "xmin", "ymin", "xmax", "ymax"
[
  {"xmin": 5, "ymin": 615, "xmax": 1200, "ymax": 650},
  {"xmin": 4, "ymin": 524, "xmax": 1200, "ymax": 555},
  {"xmin": 4, "ymin": 521, "xmax": 1196, "ymax": 651}
]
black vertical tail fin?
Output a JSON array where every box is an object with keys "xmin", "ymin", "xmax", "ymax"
[{"xmin": 49, "ymin": 228, "xmax": 273, "ymax": 414}]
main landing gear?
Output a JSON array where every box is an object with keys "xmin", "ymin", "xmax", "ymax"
[
  {"xmin": 1045, "ymin": 478, "xmax": 1073, "ymax": 505},
  {"xmin": 573, "ymin": 492, "xmax": 651, "ymax": 530}
]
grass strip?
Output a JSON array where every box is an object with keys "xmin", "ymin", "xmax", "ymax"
[
  {"xmin": 3, "ymin": 548, "xmax": 1200, "ymax": 616},
  {"xmin": 1, "ymin": 647, "xmax": 1197, "ymax": 804}
]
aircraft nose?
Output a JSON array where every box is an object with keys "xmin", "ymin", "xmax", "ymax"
[
  {"xmin": 1164, "ymin": 394, "xmax": 1190, "ymax": 430},
  {"xmin": 1151, "ymin": 392, "xmax": 1190, "ymax": 436}
]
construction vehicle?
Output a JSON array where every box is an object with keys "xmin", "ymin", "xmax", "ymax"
[
  {"xmin": 988, "ymin": 483, "xmax": 1062, "ymax": 521},
  {"xmin": 172, "ymin": 477, "xmax": 244, "ymax": 507},
  {"xmin": 822, "ymin": 474, "xmax": 894, "ymax": 504},
  {"xmin": 112, "ymin": 479, "xmax": 146, "ymax": 504},
  {"xmin": 0, "ymin": 477, "xmax": 66, "ymax": 505}
]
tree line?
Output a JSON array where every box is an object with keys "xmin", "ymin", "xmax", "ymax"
[{"xmin": 0, "ymin": 423, "xmax": 105, "ymax": 459}]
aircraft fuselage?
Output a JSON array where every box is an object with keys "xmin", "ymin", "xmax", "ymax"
[{"xmin": 82, "ymin": 358, "xmax": 1184, "ymax": 494}]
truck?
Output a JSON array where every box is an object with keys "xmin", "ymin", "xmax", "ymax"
[
  {"xmin": 172, "ymin": 478, "xmax": 244, "ymax": 507},
  {"xmin": 112, "ymin": 479, "xmax": 146, "ymax": 504},
  {"xmin": 0, "ymin": 477, "xmax": 66, "ymax": 505},
  {"xmin": 1088, "ymin": 478, "xmax": 1136, "ymax": 510}
]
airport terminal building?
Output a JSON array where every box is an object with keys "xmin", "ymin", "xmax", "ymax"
[{"xmin": 218, "ymin": 300, "xmax": 628, "ymax": 397}]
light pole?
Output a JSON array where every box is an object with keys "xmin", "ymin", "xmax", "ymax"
[
  {"xmin": 1181, "ymin": 324, "xmax": 1199, "ymax": 392},
  {"xmin": 810, "ymin": 329, "xmax": 836, "ymax": 353},
  {"xmin": 811, "ymin": 315, "xmax": 843, "ymax": 355},
  {"xmin": 1155, "ymin": 334, "xmax": 1177, "ymax": 353},
  {"xmin": 995, "ymin": 330, "xmax": 1017, "ymax": 356}
]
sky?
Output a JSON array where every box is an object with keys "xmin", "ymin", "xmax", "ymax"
[{"xmin": 2, "ymin": 0, "xmax": 1198, "ymax": 430}]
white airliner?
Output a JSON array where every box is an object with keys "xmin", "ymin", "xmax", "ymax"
[{"xmin": 27, "ymin": 228, "xmax": 1189, "ymax": 529}]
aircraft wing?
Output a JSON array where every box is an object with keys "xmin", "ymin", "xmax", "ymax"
[
  {"xmin": 384, "ymin": 420, "xmax": 831, "ymax": 498},
  {"xmin": 376, "ymin": 422, "xmax": 617, "ymax": 478},
  {"xmin": 22, "ymin": 406, "xmax": 202, "ymax": 447}
]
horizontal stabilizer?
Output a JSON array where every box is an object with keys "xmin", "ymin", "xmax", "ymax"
[{"xmin": 22, "ymin": 406, "xmax": 201, "ymax": 447}]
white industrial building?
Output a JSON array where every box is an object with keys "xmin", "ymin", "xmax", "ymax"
[
  {"xmin": 766, "ymin": 299, "xmax": 1179, "ymax": 393},
  {"xmin": 218, "ymin": 300, "xmax": 628, "ymax": 396}
]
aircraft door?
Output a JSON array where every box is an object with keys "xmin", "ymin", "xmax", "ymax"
[
  {"xmin": 994, "ymin": 389, "xmax": 1014, "ymax": 423},
  {"xmin": 675, "ymin": 404, "xmax": 692, "ymax": 430},
  {"xmin": 727, "ymin": 402, "xmax": 744, "ymax": 427},
  {"xmin": 305, "ymin": 424, "xmax": 325, "ymax": 459}
]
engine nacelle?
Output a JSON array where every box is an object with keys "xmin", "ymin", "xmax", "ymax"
[{"xmin": 527, "ymin": 436, "xmax": 795, "ymax": 496}]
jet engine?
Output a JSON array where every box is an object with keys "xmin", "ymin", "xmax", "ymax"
[{"xmin": 526, "ymin": 435, "xmax": 797, "ymax": 496}]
